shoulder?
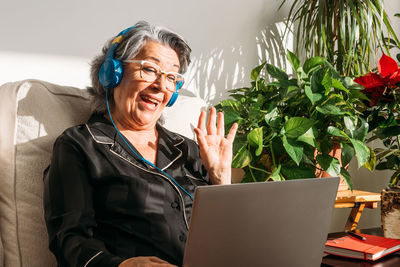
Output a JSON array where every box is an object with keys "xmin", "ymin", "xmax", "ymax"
[{"xmin": 55, "ymin": 112, "xmax": 114, "ymax": 148}]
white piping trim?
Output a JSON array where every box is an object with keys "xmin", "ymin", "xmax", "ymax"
[
  {"xmin": 161, "ymin": 148, "xmax": 182, "ymax": 171},
  {"xmin": 85, "ymin": 124, "xmax": 113, "ymax": 145},
  {"xmin": 83, "ymin": 251, "xmax": 103, "ymax": 267},
  {"xmin": 161, "ymin": 135, "xmax": 184, "ymax": 171}
]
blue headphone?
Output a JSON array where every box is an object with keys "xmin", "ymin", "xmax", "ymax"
[{"xmin": 99, "ymin": 26, "xmax": 180, "ymax": 107}]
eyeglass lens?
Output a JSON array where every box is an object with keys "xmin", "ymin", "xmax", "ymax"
[{"xmin": 140, "ymin": 61, "xmax": 184, "ymax": 91}]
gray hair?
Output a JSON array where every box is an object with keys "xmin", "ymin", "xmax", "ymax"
[{"xmin": 89, "ymin": 21, "xmax": 192, "ymax": 113}]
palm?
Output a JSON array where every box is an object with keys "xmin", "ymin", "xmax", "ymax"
[{"xmin": 194, "ymin": 107, "xmax": 238, "ymax": 185}]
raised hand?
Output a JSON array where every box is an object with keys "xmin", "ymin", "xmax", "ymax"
[{"xmin": 194, "ymin": 107, "xmax": 238, "ymax": 185}]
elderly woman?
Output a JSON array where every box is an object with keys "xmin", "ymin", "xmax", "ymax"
[{"xmin": 43, "ymin": 21, "xmax": 237, "ymax": 267}]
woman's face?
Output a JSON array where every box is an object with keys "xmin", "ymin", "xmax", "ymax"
[{"xmin": 111, "ymin": 41, "xmax": 180, "ymax": 131}]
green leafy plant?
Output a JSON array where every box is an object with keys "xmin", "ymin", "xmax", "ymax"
[
  {"xmin": 355, "ymin": 52, "xmax": 400, "ymax": 187},
  {"xmin": 280, "ymin": 0, "xmax": 400, "ymax": 76},
  {"xmin": 217, "ymin": 51, "xmax": 373, "ymax": 190}
]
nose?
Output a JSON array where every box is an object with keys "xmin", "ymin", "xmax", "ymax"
[{"xmin": 153, "ymin": 73, "xmax": 168, "ymax": 92}]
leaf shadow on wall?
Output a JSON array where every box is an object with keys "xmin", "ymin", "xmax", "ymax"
[{"xmin": 183, "ymin": 22, "xmax": 292, "ymax": 106}]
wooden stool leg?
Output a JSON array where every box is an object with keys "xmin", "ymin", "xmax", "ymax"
[{"xmin": 344, "ymin": 203, "xmax": 365, "ymax": 231}]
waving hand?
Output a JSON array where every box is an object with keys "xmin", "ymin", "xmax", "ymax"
[{"xmin": 194, "ymin": 107, "xmax": 238, "ymax": 185}]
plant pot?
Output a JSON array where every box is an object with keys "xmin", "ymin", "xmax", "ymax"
[
  {"xmin": 381, "ymin": 186, "xmax": 400, "ymax": 239},
  {"xmin": 315, "ymin": 143, "xmax": 349, "ymax": 191}
]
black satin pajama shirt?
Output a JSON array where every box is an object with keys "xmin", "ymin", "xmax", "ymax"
[{"xmin": 43, "ymin": 113, "xmax": 209, "ymax": 267}]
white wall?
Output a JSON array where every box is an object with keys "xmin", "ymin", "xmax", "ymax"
[
  {"xmin": 1, "ymin": 0, "xmax": 400, "ymax": 233},
  {"xmin": 0, "ymin": 0, "xmax": 292, "ymax": 103}
]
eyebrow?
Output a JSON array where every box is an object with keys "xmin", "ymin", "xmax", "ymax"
[{"xmin": 145, "ymin": 56, "xmax": 180, "ymax": 69}]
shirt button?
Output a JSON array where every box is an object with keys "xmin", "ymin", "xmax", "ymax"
[
  {"xmin": 171, "ymin": 202, "xmax": 179, "ymax": 209},
  {"xmin": 179, "ymin": 234, "xmax": 186, "ymax": 242}
]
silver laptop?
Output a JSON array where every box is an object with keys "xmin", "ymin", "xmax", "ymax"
[{"xmin": 182, "ymin": 177, "xmax": 339, "ymax": 267}]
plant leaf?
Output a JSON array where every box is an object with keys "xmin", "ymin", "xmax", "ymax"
[
  {"xmin": 232, "ymin": 145, "xmax": 252, "ymax": 168},
  {"xmin": 251, "ymin": 62, "xmax": 267, "ymax": 81},
  {"xmin": 303, "ymin": 57, "xmax": 325, "ymax": 74},
  {"xmin": 265, "ymin": 107, "xmax": 282, "ymax": 130},
  {"xmin": 266, "ymin": 64, "xmax": 289, "ymax": 80},
  {"xmin": 287, "ymin": 49, "xmax": 300, "ymax": 71},
  {"xmin": 283, "ymin": 135, "xmax": 304, "ymax": 165},
  {"xmin": 249, "ymin": 94, "xmax": 266, "ymax": 121},
  {"xmin": 296, "ymin": 127, "xmax": 316, "ymax": 147},
  {"xmin": 219, "ymin": 99, "xmax": 240, "ymax": 112},
  {"xmin": 332, "ymin": 78, "xmax": 349, "ymax": 92},
  {"xmin": 341, "ymin": 143, "xmax": 355, "ymax": 167},
  {"xmin": 284, "ymin": 117, "xmax": 315, "ymax": 138},
  {"xmin": 316, "ymin": 105, "xmax": 347, "ymax": 115},
  {"xmin": 247, "ymin": 127, "xmax": 264, "ymax": 156},
  {"xmin": 305, "ymin": 85, "xmax": 322, "ymax": 104},
  {"xmin": 327, "ymin": 126, "xmax": 349, "ymax": 138},
  {"xmin": 353, "ymin": 119, "xmax": 369, "ymax": 142},
  {"xmin": 268, "ymin": 164, "xmax": 282, "ymax": 181},
  {"xmin": 222, "ymin": 107, "xmax": 242, "ymax": 131},
  {"xmin": 344, "ymin": 116, "xmax": 356, "ymax": 133},
  {"xmin": 363, "ymin": 146, "xmax": 376, "ymax": 172},
  {"xmin": 350, "ymin": 138, "xmax": 370, "ymax": 168},
  {"xmin": 281, "ymin": 165, "xmax": 315, "ymax": 179},
  {"xmin": 321, "ymin": 69, "xmax": 333, "ymax": 91},
  {"xmin": 389, "ymin": 170, "xmax": 400, "ymax": 187},
  {"xmin": 265, "ymin": 107, "xmax": 279, "ymax": 124},
  {"xmin": 316, "ymin": 154, "xmax": 341, "ymax": 177},
  {"xmin": 340, "ymin": 168, "xmax": 353, "ymax": 191},
  {"xmin": 268, "ymin": 79, "xmax": 297, "ymax": 89}
]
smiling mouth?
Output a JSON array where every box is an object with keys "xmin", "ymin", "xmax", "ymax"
[{"xmin": 141, "ymin": 95, "xmax": 161, "ymax": 107}]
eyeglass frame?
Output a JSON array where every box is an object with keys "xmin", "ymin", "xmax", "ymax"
[{"xmin": 123, "ymin": 59, "xmax": 184, "ymax": 91}]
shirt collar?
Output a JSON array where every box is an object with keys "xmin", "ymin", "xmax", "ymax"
[{"xmin": 86, "ymin": 113, "xmax": 185, "ymax": 170}]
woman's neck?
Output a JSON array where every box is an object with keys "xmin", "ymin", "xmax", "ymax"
[{"xmin": 105, "ymin": 113, "xmax": 159, "ymax": 164}]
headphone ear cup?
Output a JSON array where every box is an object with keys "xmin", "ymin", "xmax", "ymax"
[
  {"xmin": 166, "ymin": 91, "xmax": 179, "ymax": 107},
  {"xmin": 99, "ymin": 58, "xmax": 123, "ymax": 89}
]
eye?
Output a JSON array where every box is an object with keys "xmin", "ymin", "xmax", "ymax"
[
  {"xmin": 142, "ymin": 66, "xmax": 158, "ymax": 75},
  {"xmin": 166, "ymin": 74, "xmax": 177, "ymax": 82}
]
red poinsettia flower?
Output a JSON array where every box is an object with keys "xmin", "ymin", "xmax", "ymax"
[{"xmin": 354, "ymin": 53, "xmax": 400, "ymax": 106}]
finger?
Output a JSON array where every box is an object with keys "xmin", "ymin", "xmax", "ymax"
[
  {"xmin": 197, "ymin": 110, "xmax": 207, "ymax": 132},
  {"xmin": 216, "ymin": 112, "xmax": 225, "ymax": 137},
  {"xmin": 226, "ymin": 122, "xmax": 238, "ymax": 143},
  {"xmin": 194, "ymin": 127, "xmax": 208, "ymax": 151},
  {"xmin": 207, "ymin": 106, "xmax": 217, "ymax": 135}
]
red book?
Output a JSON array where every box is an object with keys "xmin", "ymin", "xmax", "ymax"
[{"xmin": 325, "ymin": 234, "xmax": 400, "ymax": 260}]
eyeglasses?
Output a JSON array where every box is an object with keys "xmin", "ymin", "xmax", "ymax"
[{"xmin": 124, "ymin": 60, "xmax": 184, "ymax": 92}]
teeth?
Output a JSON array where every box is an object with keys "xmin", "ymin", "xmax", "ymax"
[{"xmin": 142, "ymin": 96, "xmax": 160, "ymax": 105}]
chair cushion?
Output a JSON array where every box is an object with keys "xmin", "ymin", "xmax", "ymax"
[
  {"xmin": 0, "ymin": 233, "xmax": 4, "ymax": 267},
  {"xmin": 0, "ymin": 79, "xmax": 93, "ymax": 267}
]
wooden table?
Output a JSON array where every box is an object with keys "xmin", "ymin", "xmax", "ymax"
[{"xmin": 334, "ymin": 190, "xmax": 381, "ymax": 231}]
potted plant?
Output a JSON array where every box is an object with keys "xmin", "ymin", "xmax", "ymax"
[
  {"xmin": 217, "ymin": 50, "xmax": 372, "ymax": 190},
  {"xmin": 280, "ymin": 0, "xmax": 400, "ymax": 76},
  {"xmin": 354, "ymin": 52, "xmax": 400, "ymax": 238}
]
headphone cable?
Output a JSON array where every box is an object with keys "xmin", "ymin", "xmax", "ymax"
[{"xmin": 105, "ymin": 90, "xmax": 194, "ymax": 200}]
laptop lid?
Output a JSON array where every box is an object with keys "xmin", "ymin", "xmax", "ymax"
[{"xmin": 182, "ymin": 177, "xmax": 339, "ymax": 267}]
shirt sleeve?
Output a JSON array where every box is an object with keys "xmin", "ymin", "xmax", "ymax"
[{"xmin": 43, "ymin": 136, "xmax": 125, "ymax": 267}]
